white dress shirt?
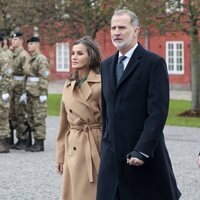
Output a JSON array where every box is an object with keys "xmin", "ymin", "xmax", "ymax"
[{"xmin": 118, "ymin": 43, "xmax": 138, "ymax": 70}]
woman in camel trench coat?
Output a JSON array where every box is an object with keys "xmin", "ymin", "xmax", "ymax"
[{"xmin": 55, "ymin": 36, "xmax": 102, "ymax": 200}]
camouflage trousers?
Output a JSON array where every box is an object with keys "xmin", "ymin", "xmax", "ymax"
[
  {"xmin": 26, "ymin": 95, "xmax": 47, "ymax": 140},
  {"xmin": 0, "ymin": 97, "xmax": 10, "ymax": 139},
  {"xmin": 10, "ymin": 92, "xmax": 27, "ymax": 140}
]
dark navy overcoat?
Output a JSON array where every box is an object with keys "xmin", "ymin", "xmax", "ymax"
[{"xmin": 97, "ymin": 44, "xmax": 181, "ymax": 200}]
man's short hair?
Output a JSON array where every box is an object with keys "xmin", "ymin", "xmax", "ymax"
[{"xmin": 113, "ymin": 9, "xmax": 139, "ymax": 27}]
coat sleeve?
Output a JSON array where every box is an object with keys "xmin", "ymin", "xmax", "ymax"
[
  {"xmin": 134, "ymin": 57, "xmax": 169, "ymax": 157},
  {"xmin": 55, "ymin": 94, "xmax": 69, "ymax": 164},
  {"xmin": 101, "ymin": 66, "xmax": 107, "ymax": 135}
]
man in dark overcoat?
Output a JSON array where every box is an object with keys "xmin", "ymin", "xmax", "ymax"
[{"xmin": 96, "ymin": 9, "xmax": 181, "ymax": 200}]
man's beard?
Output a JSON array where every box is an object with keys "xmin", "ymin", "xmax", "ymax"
[{"xmin": 112, "ymin": 34, "xmax": 133, "ymax": 50}]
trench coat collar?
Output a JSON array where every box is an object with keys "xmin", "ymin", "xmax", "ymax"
[
  {"xmin": 110, "ymin": 43, "xmax": 144, "ymax": 91},
  {"xmin": 66, "ymin": 70, "xmax": 100, "ymax": 105},
  {"xmin": 81, "ymin": 70, "xmax": 100, "ymax": 101}
]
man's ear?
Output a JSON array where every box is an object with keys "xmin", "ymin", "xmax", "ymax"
[{"xmin": 135, "ymin": 27, "xmax": 140, "ymax": 34}]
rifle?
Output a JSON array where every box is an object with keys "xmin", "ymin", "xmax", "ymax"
[
  {"xmin": 24, "ymin": 122, "xmax": 32, "ymax": 147},
  {"xmin": 8, "ymin": 120, "xmax": 14, "ymax": 145}
]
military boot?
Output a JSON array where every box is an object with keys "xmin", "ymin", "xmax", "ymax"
[
  {"xmin": 14, "ymin": 139, "xmax": 28, "ymax": 150},
  {"xmin": 10, "ymin": 138, "xmax": 21, "ymax": 149},
  {"xmin": 26, "ymin": 139, "xmax": 44, "ymax": 152},
  {"xmin": 25, "ymin": 140, "xmax": 35, "ymax": 152},
  {"xmin": 0, "ymin": 138, "xmax": 10, "ymax": 153},
  {"xmin": 13, "ymin": 123, "xmax": 32, "ymax": 150}
]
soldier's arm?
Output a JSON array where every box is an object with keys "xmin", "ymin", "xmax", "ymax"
[
  {"xmin": 2, "ymin": 57, "xmax": 12, "ymax": 94},
  {"xmin": 38, "ymin": 56, "xmax": 50, "ymax": 96},
  {"xmin": 21, "ymin": 51, "xmax": 30, "ymax": 92}
]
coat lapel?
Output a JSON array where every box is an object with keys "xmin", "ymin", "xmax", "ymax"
[
  {"xmin": 81, "ymin": 70, "xmax": 100, "ymax": 101},
  {"xmin": 116, "ymin": 44, "xmax": 144, "ymax": 89},
  {"xmin": 109, "ymin": 53, "xmax": 119, "ymax": 92},
  {"xmin": 67, "ymin": 70, "xmax": 100, "ymax": 109}
]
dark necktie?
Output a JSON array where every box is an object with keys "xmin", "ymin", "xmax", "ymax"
[{"xmin": 116, "ymin": 55, "xmax": 126, "ymax": 83}]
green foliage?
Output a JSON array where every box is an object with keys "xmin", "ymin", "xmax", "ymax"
[{"xmin": 47, "ymin": 94, "xmax": 61, "ymax": 116}]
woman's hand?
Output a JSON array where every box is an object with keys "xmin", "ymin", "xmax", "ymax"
[{"xmin": 55, "ymin": 163, "xmax": 63, "ymax": 175}]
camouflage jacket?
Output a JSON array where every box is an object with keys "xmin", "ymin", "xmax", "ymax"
[
  {"xmin": 0, "ymin": 49, "xmax": 12, "ymax": 94},
  {"xmin": 12, "ymin": 46, "xmax": 29, "ymax": 76},
  {"xmin": 3, "ymin": 47, "xmax": 13, "ymax": 61},
  {"xmin": 12, "ymin": 46, "xmax": 29, "ymax": 92},
  {"xmin": 25, "ymin": 51, "xmax": 50, "ymax": 96}
]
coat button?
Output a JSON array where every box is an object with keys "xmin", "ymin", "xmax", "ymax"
[
  {"xmin": 73, "ymin": 147, "xmax": 76, "ymax": 151},
  {"xmin": 69, "ymin": 109, "xmax": 72, "ymax": 113}
]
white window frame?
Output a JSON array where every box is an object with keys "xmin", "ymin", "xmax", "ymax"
[
  {"xmin": 166, "ymin": 41, "xmax": 184, "ymax": 75},
  {"xmin": 165, "ymin": 0, "xmax": 184, "ymax": 14},
  {"xmin": 56, "ymin": 42, "xmax": 70, "ymax": 72}
]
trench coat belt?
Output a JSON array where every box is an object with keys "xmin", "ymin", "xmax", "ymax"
[{"xmin": 69, "ymin": 124, "xmax": 101, "ymax": 182}]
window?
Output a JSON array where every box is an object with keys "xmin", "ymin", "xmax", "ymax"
[
  {"xmin": 56, "ymin": 43, "xmax": 70, "ymax": 72},
  {"xmin": 165, "ymin": 0, "xmax": 184, "ymax": 13},
  {"xmin": 166, "ymin": 41, "xmax": 184, "ymax": 74}
]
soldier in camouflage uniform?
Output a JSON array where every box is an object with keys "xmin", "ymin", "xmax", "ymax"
[
  {"xmin": 3, "ymin": 36, "xmax": 13, "ymax": 60},
  {"xmin": 0, "ymin": 36, "xmax": 13, "ymax": 153},
  {"xmin": 2, "ymin": 35, "xmax": 14, "ymax": 145},
  {"xmin": 25, "ymin": 37, "xmax": 50, "ymax": 152},
  {"xmin": 10, "ymin": 32, "xmax": 30, "ymax": 150}
]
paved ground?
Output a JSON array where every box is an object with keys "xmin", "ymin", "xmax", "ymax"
[{"xmin": 0, "ymin": 117, "xmax": 200, "ymax": 200}]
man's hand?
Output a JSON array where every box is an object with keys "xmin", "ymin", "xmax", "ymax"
[
  {"xmin": 126, "ymin": 151, "xmax": 147, "ymax": 166},
  {"xmin": 127, "ymin": 157, "xmax": 144, "ymax": 166}
]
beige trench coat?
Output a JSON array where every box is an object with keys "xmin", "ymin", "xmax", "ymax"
[{"xmin": 55, "ymin": 70, "xmax": 102, "ymax": 200}]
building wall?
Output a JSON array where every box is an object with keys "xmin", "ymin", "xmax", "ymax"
[
  {"xmin": 44, "ymin": 28, "xmax": 191, "ymax": 89},
  {"xmin": 147, "ymin": 32, "xmax": 191, "ymax": 89}
]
